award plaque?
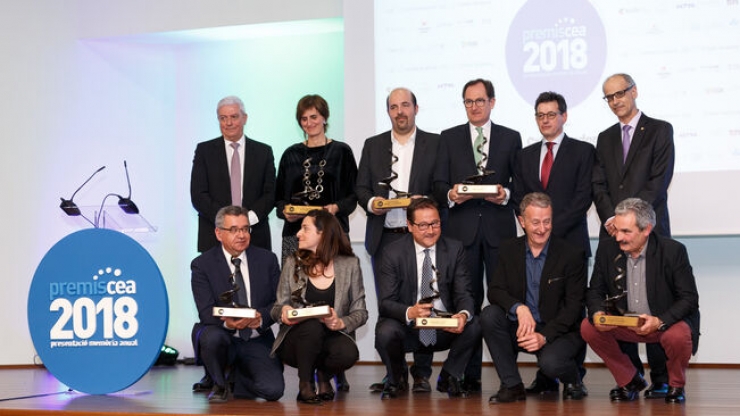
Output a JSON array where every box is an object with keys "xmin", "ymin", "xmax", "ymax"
[
  {"xmin": 283, "ymin": 204, "xmax": 322, "ymax": 215},
  {"xmin": 596, "ymin": 314, "xmax": 644, "ymax": 327},
  {"xmin": 415, "ymin": 317, "xmax": 459, "ymax": 329},
  {"xmin": 287, "ymin": 305, "xmax": 332, "ymax": 321},
  {"xmin": 456, "ymin": 183, "xmax": 499, "ymax": 197},
  {"xmin": 372, "ymin": 197, "xmax": 412, "ymax": 209},
  {"xmin": 213, "ymin": 306, "xmax": 257, "ymax": 319}
]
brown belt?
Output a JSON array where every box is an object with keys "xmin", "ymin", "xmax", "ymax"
[{"xmin": 383, "ymin": 227, "xmax": 409, "ymax": 234}]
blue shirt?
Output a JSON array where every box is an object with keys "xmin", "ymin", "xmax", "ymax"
[{"xmin": 509, "ymin": 239, "xmax": 550, "ymax": 324}]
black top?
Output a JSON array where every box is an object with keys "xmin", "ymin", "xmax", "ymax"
[
  {"xmin": 305, "ymin": 278, "xmax": 336, "ymax": 307},
  {"xmin": 276, "ymin": 140, "xmax": 358, "ymax": 235}
]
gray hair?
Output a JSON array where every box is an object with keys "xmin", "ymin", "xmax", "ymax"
[
  {"xmin": 217, "ymin": 95, "xmax": 246, "ymax": 115},
  {"xmin": 215, "ymin": 205, "xmax": 250, "ymax": 228},
  {"xmin": 614, "ymin": 198, "xmax": 655, "ymax": 231},
  {"xmin": 604, "ymin": 73, "xmax": 636, "ymax": 90},
  {"xmin": 520, "ymin": 192, "xmax": 552, "ymax": 214}
]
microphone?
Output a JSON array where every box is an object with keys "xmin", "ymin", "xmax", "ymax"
[
  {"xmin": 60, "ymin": 166, "xmax": 106, "ymax": 216},
  {"xmin": 117, "ymin": 160, "xmax": 139, "ymax": 214}
]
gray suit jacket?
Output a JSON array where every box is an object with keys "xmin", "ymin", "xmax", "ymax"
[{"xmin": 270, "ymin": 255, "xmax": 368, "ymax": 355}]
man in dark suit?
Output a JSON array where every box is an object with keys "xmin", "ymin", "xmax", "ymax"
[
  {"xmin": 581, "ymin": 198, "xmax": 699, "ymax": 404},
  {"xmin": 593, "ymin": 73, "xmax": 675, "ymax": 396},
  {"xmin": 356, "ymin": 88, "xmax": 440, "ymax": 393},
  {"xmin": 191, "ymin": 205, "xmax": 284, "ymax": 402},
  {"xmin": 191, "ymin": 95, "xmax": 276, "ymax": 252},
  {"xmin": 374, "ymin": 198, "xmax": 481, "ymax": 399},
  {"xmin": 483, "ymin": 192, "xmax": 587, "ymax": 404},
  {"xmin": 512, "ymin": 91, "xmax": 595, "ymax": 394},
  {"xmin": 433, "ymin": 78, "xmax": 522, "ymax": 390}
]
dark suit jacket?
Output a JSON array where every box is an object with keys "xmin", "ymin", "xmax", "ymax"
[
  {"xmin": 433, "ymin": 121, "xmax": 522, "ymax": 246},
  {"xmin": 191, "ymin": 244, "xmax": 281, "ymax": 337},
  {"xmin": 513, "ymin": 135, "xmax": 595, "ymax": 257},
  {"xmin": 377, "ymin": 235, "xmax": 474, "ymax": 322},
  {"xmin": 190, "ymin": 136, "xmax": 276, "ymax": 252},
  {"xmin": 593, "ymin": 113, "xmax": 674, "ymax": 237},
  {"xmin": 355, "ymin": 128, "xmax": 440, "ymax": 256},
  {"xmin": 585, "ymin": 233, "xmax": 700, "ymax": 353},
  {"xmin": 488, "ymin": 236, "xmax": 586, "ymax": 342}
]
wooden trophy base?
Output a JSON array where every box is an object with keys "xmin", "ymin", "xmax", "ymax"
[
  {"xmin": 596, "ymin": 314, "xmax": 644, "ymax": 327},
  {"xmin": 372, "ymin": 198, "xmax": 412, "ymax": 209},
  {"xmin": 415, "ymin": 317, "xmax": 459, "ymax": 328},
  {"xmin": 287, "ymin": 305, "xmax": 332, "ymax": 321},
  {"xmin": 283, "ymin": 204, "xmax": 322, "ymax": 215},
  {"xmin": 456, "ymin": 184, "xmax": 499, "ymax": 198},
  {"xmin": 212, "ymin": 307, "xmax": 257, "ymax": 319}
]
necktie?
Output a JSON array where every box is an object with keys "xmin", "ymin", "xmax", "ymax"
[
  {"xmin": 419, "ymin": 249, "xmax": 436, "ymax": 346},
  {"xmin": 473, "ymin": 126, "xmax": 485, "ymax": 167},
  {"xmin": 622, "ymin": 125, "xmax": 631, "ymax": 164},
  {"xmin": 540, "ymin": 142, "xmax": 555, "ymax": 189},
  {"xmin": 230, "ymin": 142, "xmax": 241, "ymax": 206},
  {"xmin": 231, "ymin": 256, "xmax": 251, "ymax": 338}
]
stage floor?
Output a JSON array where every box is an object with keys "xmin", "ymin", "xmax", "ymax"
[{"xmin": 0, "ymin": 363, "xmax": 738, "ymax": 416}]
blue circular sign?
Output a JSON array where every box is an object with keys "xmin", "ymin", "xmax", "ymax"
[
  {"xmin": 28, "ymin": 229, "xmax": 169, "ymax": 394},
  {"xmin": 506, "ymin": 0, "xmax": 607, "ymax": 107}
]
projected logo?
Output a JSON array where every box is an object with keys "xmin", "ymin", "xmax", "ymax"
[
  {"xmin": 506, "ymin": 0, "xmax": 606, "ymax": 107},
  {"xmin": 28, "ymin": 229, "xmax": 168, "ymax": 394}
]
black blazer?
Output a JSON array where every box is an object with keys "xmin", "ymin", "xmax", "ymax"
[
  {"xmin": 593, "ymin": 114, "xmax": 674, "ymax": 237},
  {"xmin": 488, "ymin": 236, "xmax": 586, "ymax": 342},
  {"xmin": 513, "ymin": 135, "xmax": 595, "ymax": 257},
  {"xmin": 377, "ymin": 235, "xmax": 474, "ymax": 322},
  {"xmin": 190, "ymin": 136, "xmax": 276, "ymax": 252},
  {"xmin": 585, "ymin": 233, "xmax": 700, "ymax": 353},
  {"xmin": 355, "ymin": 129, "xmax": 440, "ymax": 256},
  {"xmin": 191, "ymin": 244, "xmax": 281, "ymax": 335},
  {"xmin": 433, "ymin": 121, "xmax": 521, "ymax": 246}
]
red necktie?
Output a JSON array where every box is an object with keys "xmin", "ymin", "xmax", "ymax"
[{"xmin": 541, "ymin": 142, "xmax": 555, "ymax": 189}]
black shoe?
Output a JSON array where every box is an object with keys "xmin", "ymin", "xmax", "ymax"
[
  {"xmin": 436, "ymin": 369, "xmax": 469, "ymax": 398},
  {"xmin": 192, "ymin": 374, "xmax": 214, "ymax": 392},
  {"xmin": 644, "ymin": 382, "xmax": 669, "ymax": 399},
  {"xmin": 334, "ymin": 371, "xmax": 350, "ymax": 392},
  {"xmin": 611, "ymin": 374, "xmax": 647, "ymax": 402},
  {"xmin": 525, "ymin": 376, "xmax": 559, "ymax": 394},
  {"xmin": 412, "ymin": 377, "xmax": 432, "ymax": 393},
  {"xmin": 665, "ymin": 387, "xmax": 686, "ymax": 403},
  {"xmin": 609, "ymin": 385, "xmax": 620, "ymax": 400},
  {"xmin": 562, "ymin": 383, "xmax": 587, "ymax": 400},
  {"xmin": 381, "ymin": 382, "xmax": 399, "ymax": 400},
  {"xmin": 462, "ymin": 378, "xmax": 482, "ymax": 393},
  {"xmin": 207, "ymin": 384, "xmax": 229, "ymax": 403},
  {"xmin": 489, "ymin": 383, "xmax": 526, "ymax": 404},
  {"xmin": 371, "ymin": 375, "xmax": 408, "ymax": 393},
  {"xmin": 297, "ymin": 381, "xmax": 322, "ymax": 405}
]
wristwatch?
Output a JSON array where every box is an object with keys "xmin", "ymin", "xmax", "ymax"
[{"xmin": 657, "ymin": 319, "xmax": 668, "ymax": 332}]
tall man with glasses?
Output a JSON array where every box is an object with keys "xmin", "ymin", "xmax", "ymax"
[
  {"xmin": 512, "ymin": 91, "xmax": 595, "ymax": 394},
  {"xmin": 593, "ymin": 73, "xmax": 675, "ymax": 398},
  {"xmin": 434, "ymin": 78, "xmax": 522, "ymax": 391},
  {"xmin": 581, "ymin": 198, "xmax": 699, "ymax": 404},
  {"xmin": 191, "ymin": 205, "xmax": 284, "ymax": 402},
  {"xmin": 191, "ymin": 95, "xmax": 276, "ymax": 252},
  {"xmin": 356, "ymin": 87, "xmax": 440, "ymax": 393},
  {"xmin": 374, "ymin": 198, "xmax": 480, "ymax": 399}
]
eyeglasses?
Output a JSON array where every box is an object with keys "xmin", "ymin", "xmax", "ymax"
[
  {"xmin": 218, "ymin": 226, "xmax": 251, "ymax": 235},
  {"xmin": 602, "ymin": 85, "xmax": 634, "ymax": 102},
  {"xmin": 463, "ymin": 98, "xmax": 489, "ymax": 108},
  {"xmin": 535, "ymin": 111, "xmax": 561, "ymax": 121},
  {"xmin": 410, "ymin": 221, "xmax": 441, "ymax": 231}
]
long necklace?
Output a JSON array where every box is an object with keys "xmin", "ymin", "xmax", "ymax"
[{"xmin": 301, "ymin": 137, "xmax": 328, "ymax": 201}]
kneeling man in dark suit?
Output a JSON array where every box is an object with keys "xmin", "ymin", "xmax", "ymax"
[
  {"xmin": 375, "ymin": 198, "xmax": 481, "ymax": 399},
  {"xmin": 483, "ymin": 192, "xmax": 587, "ymax": 404},
  {"xmin": 191, "ymin": 205, "xmax": 284, "ymax": 402}
]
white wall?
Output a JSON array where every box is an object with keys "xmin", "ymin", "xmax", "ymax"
[{"xmin": 1, "ymin": 0, "xmax": 737, "ymax": 367}]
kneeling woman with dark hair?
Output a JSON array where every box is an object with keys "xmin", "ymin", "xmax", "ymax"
[{"xmin": 271, "ymin": 210, "xmax": 368, "ymax": 404}]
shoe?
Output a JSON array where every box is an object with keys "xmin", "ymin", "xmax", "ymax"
[
  {"xmin": 611, "ymin": 374, "xmax": 647, "ymax": 402},
  {"xmin": 489, "ymin": 383, "xmax": 526, "ymax": 404},
  {"xmin": 380, "ymin": 382, "xmax": 399, "ymax": 399},
  {"xmin": 207, "ymin": 384, "xmax": 229, "ymax": 403},
  {"xmin": 436, "ymin": 369, "xmax": 469, "ymax": 398},
  {"xmin": 192, "ymin": 374, "xmax": 214, "ymax": 392},
  {"xmin": 334, "ymin": 371, "xmax": 350, "ymax": 392},
  {"xmin": 644, "ymin": 382, "xmax": 669, "ymax": 399},
  {"xmin": 609, "ymin": 385, "xmax": 620, "ymax": 400},
  {"xmin": 316, "ymin": 370, "xmax": 335, "ymax": 401},
  {"xmin": 665, "ymin": 387, "xmax": 686, "ymax": 403},
  {"xmin": 525, "ymin": 376, "xmax": 559, "ymax": 394},
  {"xmin": 297, "ymin": 381, "xmax": 322, "ymax": 405},
  {"xmin": 462, "ymin": 378, "xmax": 482, "ymax": 393},
  {"xmin": 371, "ymin": 375, "xmax": 408, "ymax": 393},
  {"xmin": 412, "ymin": 376, "xmax": 432, "ymax": 393},
  {"xmin": 562, "ymin": 383, "xmax": 587, "ymax": 400}
]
